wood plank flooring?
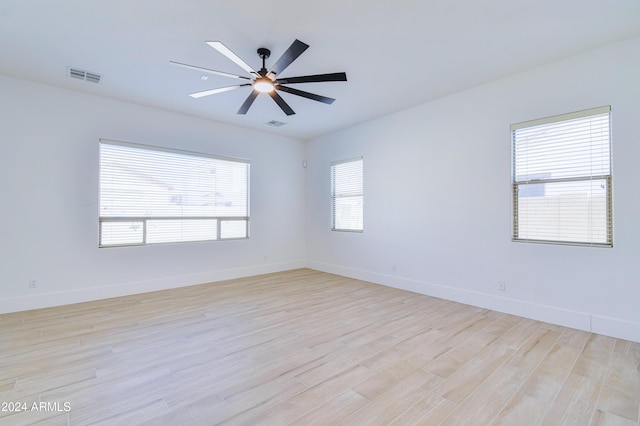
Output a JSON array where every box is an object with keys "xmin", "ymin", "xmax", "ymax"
[{"xmin": 0, "ymin": 269, "xmax": 638, "ymax": 425}]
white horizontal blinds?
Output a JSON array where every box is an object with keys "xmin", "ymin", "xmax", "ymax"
[
  {"xmin": 511, "ymin": 106, "xmax": 612, "ymax": 246},
  {"xmin": 99, "ymin": 140, "xmax": 249, "ymax": 246},
  {"xmin": 146, "ymin": 219, "xmax": 218, "ymax": 244},
  {"xmin": 100, "ymin": 221, "xmax": 144, "ymax": 246},
  {"xmin": 331, "ymin": 157, "xmax": 363, "ymax": 231}
]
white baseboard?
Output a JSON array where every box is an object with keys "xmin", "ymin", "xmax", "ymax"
[
  {"xmin": 4, "ymin": 259, "xmax": 638, "ymax": 344},
  {"xmin": 306, "ymin": 260, "xmax": 640, "ymax": 344},
  {"xmin": 0, "ymin": 260, "xmax": 306, "ymax": 315},
  {"xmin": 591, "ymin": 315, "xmax": 640, "ymax": 343}
]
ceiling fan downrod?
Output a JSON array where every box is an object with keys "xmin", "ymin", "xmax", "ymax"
[{"xmin": 257, "ymin": 48, "xmax": 271, "ymax": 76}]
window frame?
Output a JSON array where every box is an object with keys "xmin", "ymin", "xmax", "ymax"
[
  {"xmin": 330, "ymin": 157, "xmax": 364, "ymax": 232},
  {"xmin": 99, "ymin": 139, "xmax": 250, "ymax": 247},
  {"xmin": 510, "ymin": 106, "xmax": 613, "ymax": 247}
]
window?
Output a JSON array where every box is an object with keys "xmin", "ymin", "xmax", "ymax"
[
  {"xmin": 511, "ymin": 106, "xmax": 612, "ymax": 247},
  {"xmin": 99, "ymin": 139, "xmax": 249, "ymax": 247},
  {"xmin": 331, "ymin": 157, "xmax": 363, "ymax": 232}
]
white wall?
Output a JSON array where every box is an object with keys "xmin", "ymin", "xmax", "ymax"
[
  {"xmin": 306, "ymin": 36, "xmax": 640, "ymax": 343},
  {"xmin": 0, "ymin": 76, "xmax": 307, "ymax": 313}
]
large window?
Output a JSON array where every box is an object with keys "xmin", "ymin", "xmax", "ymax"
[
  {"xmin": 331, "ymin": 157, "xmax": 363, "ymax": 232},
  {"xmin": 99, "ymin": 139, "xmax": 249, "ymax": 247},
  {"xmin": 511, "ymin": 106, "xmax": 612, "ymax": 247}
]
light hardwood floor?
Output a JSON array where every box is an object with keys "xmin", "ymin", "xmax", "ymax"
[{"xmin": 1, "ymin": 269, "xmax": 638, "ymax": 425}]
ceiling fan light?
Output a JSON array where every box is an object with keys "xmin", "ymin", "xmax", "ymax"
[{"xmin": 254, "ymin": 78, "xmax": 275, "ymax": 93}]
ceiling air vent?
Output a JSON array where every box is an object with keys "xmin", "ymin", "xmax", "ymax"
[
  {"xmin": 266, "ymin": 120, "xmax": 286, "ymax": 127},
  {"xmin": 67, "ymin": 67, "xmax": 101, "ymax": 84}
]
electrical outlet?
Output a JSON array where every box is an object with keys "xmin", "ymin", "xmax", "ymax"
[
  {"xmin": 498, "ymin": 281, "xmax": 506, "ymax": 292},
  {"xmin": 28, "ymin": 279, "xmax": 37, "ymax": 289}
]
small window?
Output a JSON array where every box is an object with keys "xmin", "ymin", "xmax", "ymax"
[
  {"xmin": 331, "ymin": 157, "xmax": 363, "ymax": 232},
  {"xmin": 99, "ymin": 139, "xmax": 249, "ymax": 247},
  {"xmin": 511, "ymin": 106, "xmax": 612, "ymax": 247}
]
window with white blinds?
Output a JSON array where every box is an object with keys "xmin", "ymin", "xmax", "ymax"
[
  {"xmin": 511, "ymin": 106, "xmax": 612, "ymax": 247},
  {"xmin": 331, "ymin": 157, "xmax": 363, "ymax": 232},
  {"xmin": 99, "ymin": 139, "xmax": 249, "ymax": 247}
]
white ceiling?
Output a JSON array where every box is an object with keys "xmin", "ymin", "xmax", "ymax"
[{"xmin": 1, "ymin": 0, "xmax": 639, "ymax": 140}]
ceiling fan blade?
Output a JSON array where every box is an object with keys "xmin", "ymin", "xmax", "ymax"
[
  {"xmin": 277, "ymin": 85, "xmax": 335, "ymax": 104},
  {"xmin": 170, "ymin": 61, "xmax": 251, "ymax": 80},
  {"xmin": 269, "ymin": 91, "xmax": 295, "ymax": 116},
  {"xmin": 206, "ymin": 41, "xmax": 258, "ymax": 77},
  {"xmin": 237, "ymin": 90, "xmax": 259, "ymax": 115},
  {"xmin": 270, "ymin": 39, "xmax": 309, "ymax": 76},
  {"xmin": 189, "ymin": 84, "xmax": 250, "ymax": 99},
  {"xmin": 276, "ymin": 72, "xmax": 347, "ymax": 84}
]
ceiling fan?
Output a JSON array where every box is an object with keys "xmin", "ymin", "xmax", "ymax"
[{"xmin": 170, "ymin": 39, "xmax": 347, "ymax": 116}]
